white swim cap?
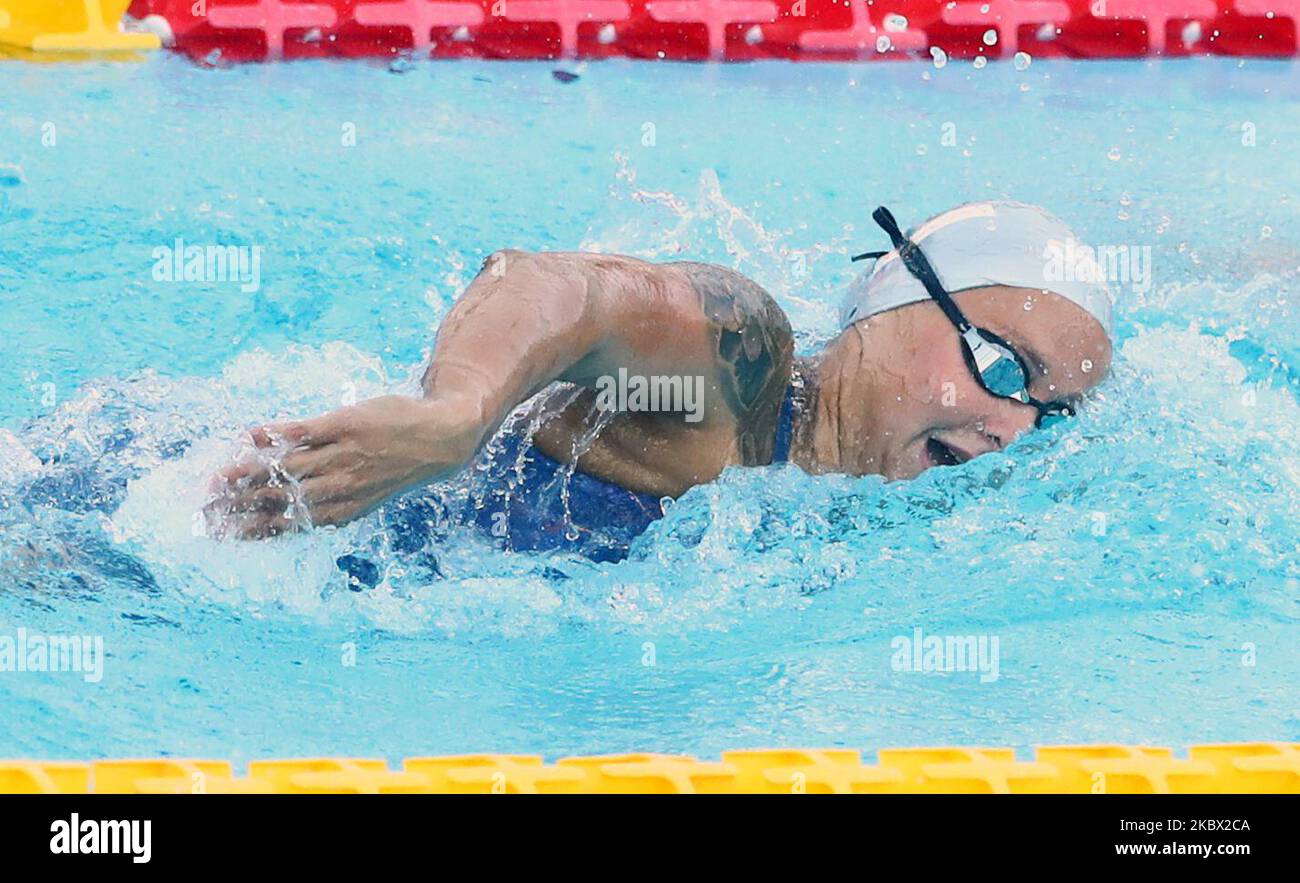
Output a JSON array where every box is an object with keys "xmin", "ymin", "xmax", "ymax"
[{"xmin": 840, "ymin": 201, "xmax": 1114, "ymax": 338}]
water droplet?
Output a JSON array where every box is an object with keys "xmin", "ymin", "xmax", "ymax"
[
  {"xmin": 1107, "ymin": 147, "xmax": 1122, "ymax": 161},
  {"xmin": 973, "ymin": 56, "xmax": 987, "ymax": 69},
  {"xmin": 1013, "ymin": 51, "xmax": 1032, "ymax": 70},
  {"xmin": 1261, "ymin": 225, "xmax": 1273, "ymax": 239},
  {"xmin": 875, "ymin": 34, "xmax": 892, "ymax": 53},
  {"xmin": 983, "ymin": 29, "xmax": 998, "ymax": 46},
  {"xmin": 930, "ymin": 46, "xmax": 948, "ymax": 68},
  {"xmin": 884, "ymin": 13, "xmax": 909, "ymax": 32}
]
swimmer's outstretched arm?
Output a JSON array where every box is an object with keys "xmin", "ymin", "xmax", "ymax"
[{"xmin": 209, "ymin": 251, "xmax": 791, "ymax": 538}]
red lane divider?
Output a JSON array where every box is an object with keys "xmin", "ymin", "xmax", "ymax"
[
  {"xmin": 1236, "ymin": 0, "xmax": 1300, "ymax": 53},
  {"xmin": 353, "ymin": 2, "xmax": 486, "ymax": 54},
  {"xmin": 502, "ymin": 1, "xmax": 631, "ymax": 58},
  {"xmin": 205, "ymin": 0, "xmax": 339, "ymax": 59},
  {"xmin": 941, "ymin": 1, "xmax": 1073, "ymax": 57},
  {"xmin": 798, "ymin": 1, "xmax": 927, "ymax": 58},
  {"xmin": 1094, "ymin": 0, "xmax": 1220, "ymax": 55},
  {"xmin": 645, "ymin": 0, "xmax": 778, "ymax": 60},
  {"xmin": 126, "ymin": 0, "xmax": 1300, "ymax": 62}
]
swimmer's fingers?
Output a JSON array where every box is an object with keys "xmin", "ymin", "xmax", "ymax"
[
  {"xmin": 230, "ymin": 510, "xmax": 298, "ymax": 541},
  {"xmin": 220, "ymin": 484, "xmax": 316, "ymax": 539},
  {"xmin": 203, "ymin": 485, "xmax": 293, "ymax": 539},
  {"xmin": 226, "ymin": 472, "xmax": 340, "ymax": 513},
  {"xmin": 249, "ymin": 422, "xmax": 309, "ymax": 449},
  {"xmin": 210, "ymin": 443, "xmax": 335, "ymax": 498},
  {"xmin": 230, "ymin": 505, "xmax": 347, "ymax": 540},
  {"xmin": 212, "ymin": 475, "xmax": 348, "ymax": 539},
  {"xmin": 224, "ymin": 486, "xmax": 303, "ymax": 516},
  {"xmin": 211, "ymin": 459, "xmax": 272, "ymax": 494},
  {"xmin": 252, "ymin": 415, "xmax": 344, "ymax": 450}
]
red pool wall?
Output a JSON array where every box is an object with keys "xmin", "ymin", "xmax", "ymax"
[{"xmin": 126, "ymin": 0, "xmax": 1300, "ymax": 63}]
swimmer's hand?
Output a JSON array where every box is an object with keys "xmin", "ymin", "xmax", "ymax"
[{"xmin": 206, "ymin": 395, "xmax": 481, "ymax": 539}]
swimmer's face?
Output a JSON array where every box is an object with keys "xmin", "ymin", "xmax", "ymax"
[{"xmin": 857, "ymin": 285, "xmax": 1112, "ymax": 480}]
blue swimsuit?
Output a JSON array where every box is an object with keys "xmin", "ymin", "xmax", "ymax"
[{"xmin": 462, "ymin": 385, "xmax": 798, "ymax": 562}]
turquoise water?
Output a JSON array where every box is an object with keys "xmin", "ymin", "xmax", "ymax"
[{"xmin": 1, "ymin": 57, "xmax": 1297, "ymax": 763}]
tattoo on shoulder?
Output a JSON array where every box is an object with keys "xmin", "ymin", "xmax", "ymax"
[{"xmin": 669, "ymin": 261, "xmax": 794, "ymax": 465}]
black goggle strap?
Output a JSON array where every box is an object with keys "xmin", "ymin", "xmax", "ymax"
[
  {"xmin": 869, "ymin": 206, "xmax": 974, "ymax": 334},
  {"xmin": 849, "ymin": 250, "xmax": 887, "ymax": 262}
]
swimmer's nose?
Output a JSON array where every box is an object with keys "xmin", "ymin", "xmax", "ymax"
[{"xmin": 977, "ymin": 403, "xmax": 1038, "ymax": 450}]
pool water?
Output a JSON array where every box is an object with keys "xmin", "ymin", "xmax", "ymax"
[{"xmin": 1, "ymin": 56, "xmax": 1297, "ymax": 763}]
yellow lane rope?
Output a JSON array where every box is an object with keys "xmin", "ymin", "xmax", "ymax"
[{"xmin": 2, "ymin": 744, "xmax": 1297, "ymax": 793}]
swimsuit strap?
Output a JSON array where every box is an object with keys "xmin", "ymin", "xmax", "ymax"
[{"xmin": 771, "ymin": 382, "xmax": 798, "ymax": 464}]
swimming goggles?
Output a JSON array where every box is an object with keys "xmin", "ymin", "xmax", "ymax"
[{"xmin": 852, "ymin": 206, "xmax": 1073, "ymax": 428}]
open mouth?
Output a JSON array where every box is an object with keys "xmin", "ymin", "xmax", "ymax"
[{"xmin": 926, "ymin": 437, "xmax": 963, "ymax": 467}]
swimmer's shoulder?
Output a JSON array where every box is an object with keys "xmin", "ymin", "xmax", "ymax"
[{"xmin": 665, "ymin": 261, "xmax": 794, "ymax": 465}]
